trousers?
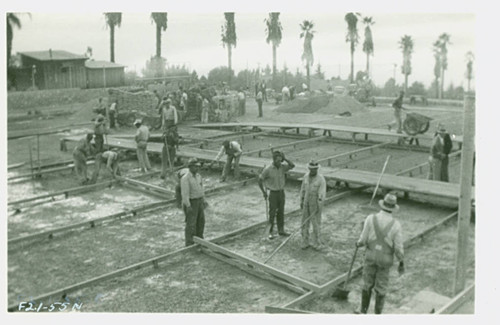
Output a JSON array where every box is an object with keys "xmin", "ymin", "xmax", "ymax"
[
  {"xmin": 183, "ymin": 198, "xmax": 205, "ymax": 246},
  {"xmin": 362, "ymin": 259, "xmax": 391, "ymax": 295},
  {"xmin": 222, "ymin": 154, "xmax": 240, "ymax": 180},
  {"xmin": 73, "ymin": 151, "xmax": 88, "ymax": 183},
  {"xmin": 428, "ymin": 156, "xmax": 442, "ymax": 181},
  {"xmin": 136, "ymin": 142, "xmax": 151, "ymax": 171},
  {"xmin": 269, "ymin": 190, "xmax": 286, "ymax": 233},
  {"xmin": 161, "ymin": 145, "xmax": 176, "ymax": 177},
  {"xmin": 301, "ymin": 196, "xmax": 322, "ymax": 247}
]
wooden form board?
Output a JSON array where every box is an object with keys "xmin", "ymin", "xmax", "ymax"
[
  {"xmin": 436, "ymin": 283, "xmax": 474, "ymax": 314},
  {"xmin": 192, "ymin": 122, "xmax": 464, "ymax": 145}
]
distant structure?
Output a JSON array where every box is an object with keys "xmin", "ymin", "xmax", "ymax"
[{"xmin": 13, "ymin": 49, "xmax": 125, "ymax": 91}]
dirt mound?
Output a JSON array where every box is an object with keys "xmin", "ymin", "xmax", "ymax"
[{"xmin": 275, "ymin": 94, "xmax": 367, "ymax": 115}]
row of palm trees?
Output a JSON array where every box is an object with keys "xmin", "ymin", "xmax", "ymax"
[{"xmin": 7, "ymin": 13, "xmax": 474, "ymax": 95}]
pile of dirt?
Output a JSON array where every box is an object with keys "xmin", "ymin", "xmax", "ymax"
[{"xmin": 275, "ymin": 94, "xmax": 367, "ymax": 116}]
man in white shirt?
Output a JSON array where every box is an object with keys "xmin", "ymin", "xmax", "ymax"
[{"xmin": 211, "ymin": 140, "xmax": 243, "ymax": 182}]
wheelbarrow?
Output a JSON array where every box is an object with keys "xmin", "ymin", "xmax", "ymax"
[{"xmin": 403, "ymin": 112, "xmax": 433, "ymax": 136}]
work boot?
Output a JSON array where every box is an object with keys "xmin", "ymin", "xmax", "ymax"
[
  {"xmin": 355, "ymin": 289, "xmax": 372, "ymax": 314},
  {"xmin": 279, "ymin": 232, "xmax": 291, "ymax": 237},
  {"xmin": 374, "ymin": 293, "xmax": 385, "ymax": 314}
]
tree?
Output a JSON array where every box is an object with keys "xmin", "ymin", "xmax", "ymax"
[
  {"xmin": 208, "ymin": 66, "xmax": 234, "ymax": 85},
  {"xmin": 221, "ymin": 13, "xmax": 237, "ymax": 85},
  {"xmin": 434, "ymin": 33, "xmax": 451, "ymax": 99},
  {"xmin": 399, "ymin": 35, "xmax": 414, "ymax": 93},
  {"xmin": 265, "ymin": 13, "xmax": 283, "ymax": 88},
  {"xmin": 362, "ymin": 16, "xmax": 375, "ymax": 76},
  {"xmin": 382, "ymin": 77, "xmax": 399, "ymax": 97},
  {"xmin": 407, "ymin": 81, "xmax": 427, "ymax": 96},
  {"xmin": 150, "ymin": 13, "xmax": 168, "ymax": 58},
  {"xmin": 344, "ymin": 12, "xmax": 360, "ymax": 83},
  {"xmin": 315, "ymin": 63, "xmax": 325, "ymax": 80},
  {"xmin": 7, "ymin": 13, "xmax": 24, "ymax": 66},
  {"xmin": 300, "ymin": 20, "xmax": 315, "ymax": 89},
  {"xmin": 432, "ymin": 40, "xmax": 442, "ymax": 99},
  {"xmin": 465, "ymin": 51, "xmax": 474, "ymax": 92},
  {"xmin": 104, "ymin": 13, "xmax": 122, "ymax": 63}
]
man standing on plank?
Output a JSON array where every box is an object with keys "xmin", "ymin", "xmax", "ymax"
[
  {"xmin": 73, "ymin": 133, "xmax": 94, "ymax": 185},
  {"xmin": 428, "ymin": 126, "xmax": 447, "ymax": 181},
  {"xmin": 300, "ymin": 160, "xmax": 326, "ymax": 250},
  {"xmin": 94, "ymin": 114, "xmax": 107, "ymax": 153},
  {"xmin": 356, "ymin": 193, "xmax": 405, "ymax": 314},
  {"xmin": 134, "ymin": 119, "xmax": 152, "ymax": 173},
  {"xmin": 181, "ymin": 158, "xmax": 208, "ymax": 246},
  {"xmin": 210, "ymin": 140, "xmax": 243, "ymax": 182},
  {"xmin": 258, "ymin": 151, "xmax": 295, "ymax": 239},
  {"xmin": 391, "ymin": 90, "xmax": 405, "ymax": 134}
]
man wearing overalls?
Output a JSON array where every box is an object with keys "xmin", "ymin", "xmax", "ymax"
[{"xmin": 356, "ymin": 193, "xmax": 405, "ymax": 314}]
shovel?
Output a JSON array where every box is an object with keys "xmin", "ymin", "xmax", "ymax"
[
  {"xmin": 263, "ymin": 195, "xmax": 272, "ymax": 238},
  {"xmin": 331, "ymin": 245, "xmax": 359, "ymax": 300}
]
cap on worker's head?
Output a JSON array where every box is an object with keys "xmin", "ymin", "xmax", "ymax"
[
  {"xmin": 133, "ymin": 119, "xmax": 142, "ymax": 126},
  {"xmin": 86, "ymin": 133, "xmax": 94, "ymax": 141},
  {"xmin": 188, "ymin": 158, "xmax": 201, "ymax": 167},
  {"xmin": 379, "ymin": 193, "xmax": 399, "ymax": 212},
  {"xmin": 438, "ymin": 125, "xmax": 447, "ymax": 133},
  {"xmin": 97, "ymin": 115, "xmax": 104, "ymax": 122},
  {"xmin": 307, "ymin": 160, "xmax": 320, "ymax": 169},
  {"xmin": 222, "ymin": 140, "xmax": 230, "ymax": 147},
  {"xmin": 272, "ymin": 150, "xmax": 283, "ymax": 158},
  {"xmin": 162, "ymin": 96, "xmax": 168, "ymax": 100}
]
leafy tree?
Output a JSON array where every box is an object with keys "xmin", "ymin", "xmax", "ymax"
[
  {"xmin": 407, "ymin": 81, "xmax": 427, "ymax": 96},
  {"xmin": 315, "ymin": 63, "xmax": 325, "ymax": 80},
  {"xmin": 104, "ymin": 13, "xmax": 122, "ymax": 63},
  {"xmin": 465, "ymin": 51, "xmax": 474, "ymax": 92},
  {"xmin": 362, "ymin": 16, "xmax": 375, "ymax": 75},
  {"xmin": 150, "ymin": 13, "xmax": 168, "ymax": 58},
  {"xmin": 344, "ymin": 12, "xmax": 360, "ymax": 83},
  {"xmin": 221, "ymin": 13, "xmax": 237, "ymax": 85},
  {"xmin": 300, "ymin": 20, "xmax": 315, "ymax": 89},
  {"xmin": 432, "ymin": 40, "xmax": 442, "ymax": 98},
  {"xmin": 142, "ymin": 56, "xmax": 167, "ymax": 78},
  {"xmin": 7, "ymin": 13, "xmax": 25, "ymax": 66},
  {"xmin": 382, "ymin": 77, "xmax": 399, "ymax": 97},
  {"xmin": 208, "ymin": 66, "xmax": 234, "ymax": 85},
  {"xmin": 265, "ymin": 13, "xmax": 283, "ymax": 88},
  {"xmin": 434, "ymin": 33, "xmax": 451, "ymax": 99},
  {"xmin": 399, "ymin": 35, "xmax": 414, "ymax": 93}
]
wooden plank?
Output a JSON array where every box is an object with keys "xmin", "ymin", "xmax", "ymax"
[
  {"xmin": 317, "ymin": 141, "xmax": 390, "ymax": 166},
  {"xmin": 265, "ymin": 306, "xmax": 314, "ymax": 314},
  {"xmin": 244, "ymin": 136, "xmax": 326, "ymax": 156},
  {"xmin": 116, "ymin": 176, "xmax": 174, "ymax": 196},
  {"xmin": 120, "ymin": 183, "xmax": 171, "ymax": 199},
  {"xmin": 8, "ymin": 161, "xmax": 96, "ymax": 181},
  {"xmin": 282, "ymin": 291, "xmax": 316, "ymax": 309},
  {"xmin": 194, "ymin": 237, "xmax": 321, "ymax": 292},
  {"xmin": 8, "ymin": 122, "xmax": 92, "ymax": 140},
  {"xmin": 436, "ymin": 283, "xmax": 474, "ymax": 314},
  {"xmin": 202, "ymin": 248, "xmax": 307, "ymax": 295},
  {"xmin": 8, "ymin": 180, "xmax": 115, "ymax": 206}
]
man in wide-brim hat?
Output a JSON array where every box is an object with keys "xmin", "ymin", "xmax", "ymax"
[
  {"xmin": 134, "ymin": 119, "xmax": 152, "ymax": 172},
  {"xmin": 299, "ymin": 160, "xmax": 326, "ymax": 250},
  {"xmin": 355, "ymin": 193, "xmax": 405, "ymax": 314}
]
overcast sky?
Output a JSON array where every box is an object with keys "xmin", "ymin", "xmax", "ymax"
[{"xmin": 9, "ymin": 10, "xmax": 475, "ymax": 89}]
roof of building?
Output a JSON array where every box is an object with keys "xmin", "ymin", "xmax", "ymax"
[
  {"xmin": 85, "ymin": 60, "xmax": 126, "ymax": 69},
  {"xmin": 18, "ymin": 50, "xmax": 88, "ymax": 61}
]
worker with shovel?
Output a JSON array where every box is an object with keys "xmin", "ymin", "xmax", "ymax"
[
  {"xmin": 160, "ymin": 127, "xmax": 179, "ymax": 180},
  {"xmin": 299, "ymin": 160, "xmax": 326, "ymax": 250},
  {"xmin": 258, "ymin": 151, "xmax": 295, "ymax": 239},
  {"xmin": 210, "ymin": 140, "xmax": 243, "ymax": 182},
  {"xmin": 355, "ymin": 193, "xmax": 405, "ymax": 314}
]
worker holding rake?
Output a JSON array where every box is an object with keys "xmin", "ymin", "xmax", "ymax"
[
  {"xmin": 299, "ymin": 160, "xmax": 326, "ymax": 250},
  {"xmin": 355, "ymin": 193, "xmax": 405, "ymax": 314}
]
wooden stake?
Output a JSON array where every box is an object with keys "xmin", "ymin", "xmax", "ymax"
[
  {"xmin": 28, "ymin": 140, "xmax": 34, "ymax": 180},
  {"xmin": 453, "ymin": 95, "xmax": 475, "ymax": 295}
]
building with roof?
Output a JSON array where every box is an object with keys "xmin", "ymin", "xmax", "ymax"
[
  {"xmin": 16, "ymin": 50, "xmax": 88, "ymax": 90},
  {"xmin": 12, "ymin": 50, "xmax": 126, "ymax": 90},
  {"xmin": 85, "ymin": 60, "xmax": 125, "ymax": 88}
]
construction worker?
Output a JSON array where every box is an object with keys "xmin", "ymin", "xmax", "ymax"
[
  {"xmin": 211, "ymin": 140, "xmax": 243, "ymax": 182},
  {"xmin": 180, "ymin": 158, "xmax": 208, "ymax": 246},
  {"xmin": 175, "ymin": 167, "xmax": 190, "ymax": 209},
  {"xmin": 73, "ymin": 133, "xmax": 94, "ymax": 185},
  {"xmin": 237, "ymin": 89, "xmax": 246, "ymax": 116},
  {"xmin": 428, "ymin": 126, "xmax": 447, "ymax": 181},
  {"xmin": 161, "ymin": 99, "xmax": 178, "ymax": 131},
  {"xmin": 391, "ymin": 90, "xmax": 405, "ymax": 134},
  {"xmin": 300, "ymin": 160, "xmax": 327, "ymax": 250},
  {"xmin": 201, "ymin": 96, "xmax": 210, "ymax": 123},
  {"xmin": 134, "ymin": 119, "xmax": 152, "ymax": 173},
  {"xmin": 435, "ymin": 124, "xmax": 453, "ymax": 182},
  {"xmin": 256, "ymin": 89, "xmax": 263, "ymax": 118},
  {"xmin": 161, "ymin": 127, "xmax": 179, "ymax": 179},
  {"xmin": 89, "ymin": 149, "xmax": 121, "ymax": 184},
  {"xmin": 94, "ymin": 114, "xmax": 108, "ymax": 153},
  {"xmin": 356, "ymin": 193, "xmax": 405, "ymax": 314},
  {"xmin": 282, "ymin": 85, "xmax": 290, "ymax": 103},
  {"xmin": 258, "ymin": 151, "xmax": 295, "ymax": 239},
  {"xmin": 109, "ymin": 100, "xmax": 117, "ymax": 129}
]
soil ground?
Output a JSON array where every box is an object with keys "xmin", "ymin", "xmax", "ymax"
[{"xmin": 7, "ymin": 94, "xmax": 473, "ymax": 313}]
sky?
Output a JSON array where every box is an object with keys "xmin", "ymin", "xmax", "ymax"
[{"xmin": 9, "ymin": 11, "xmax": 475, "ymax": 89}]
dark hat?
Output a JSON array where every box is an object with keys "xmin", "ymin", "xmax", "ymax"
[
  {"xmin": 188, "ymin": 158, "xmax": 201, "ymax": 167},
  {"xmin": 222, "ymin": 140, "xmax": 230, "ymax": 147},
  {"xmin": 437, "ymin": 125, "xmax": 447, "ymax": 133},
  {"xmin": 86, "ymin": 133, "xmax": 94, "ymax": 141},
  {"xmin": 307, "ymin": 160, "xmax": 320, "ymax": 169},
  {"xmin": 379, "ymin": 193, "xmax": 399, "ymax": 212},
  {"xmin": 272, "ymin": 150, "xmax": 283, "ymax": 158},
  {"xmin": 97, "ymin": 115, "xmax": 105, "ymax": 122}
]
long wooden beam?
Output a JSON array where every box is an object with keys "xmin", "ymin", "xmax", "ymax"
[
  {"xmin": 244, "ymin": 136, "xmax": 327, "ymax": 157},
  {"xmin": 8, "ymin": 161, "xmax": 96, "ymax": 181},
  {"xmin": 194, "ymin": 237, "xmax": 321, "ymax": 292},
  {"xmin": 264, "ymin": 306, "xmax": 314, "ymax": 314},
  {"xmin": 8, "ymin": 122, "xmax": 93, "ymax": 140},
  {"xmin": 435, "ymin": 283, "xmax": 474, "ymax": 314},
  {"xmin": 116, "ymin": 176, "xmax": 174, "ymax": 196},
  {"xmin": 317, "ymin": 141, "xmax": 391, "ymax": 167}
]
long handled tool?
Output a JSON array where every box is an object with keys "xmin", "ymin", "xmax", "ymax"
[
  {"xmin": 263, "ymin": 214, "xmax": 314, "ymax": 264},
  {"xmin": 164, "ymin": 134, "xmax": 174, "ymax": 173},
  {"xmin": 263, "ymin": 194, "xmax": 271, "ymax": 238},
  {"xmin": 331, "ymin": 245, "xmax": 359, "ymax": 300},
  {"xmin": 359, "ymin": 155, "xmax": 391, "ymax": 212}
]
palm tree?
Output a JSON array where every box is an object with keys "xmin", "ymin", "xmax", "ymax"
[
  {"xmin": 221, "ymin": 12, "xmax": 237, "ymax": 85},
  {"xmin": 151, "ymin": 13, "xmax": 168, "ymax": 58},
  {"xmin": 465, "ymin": 51, "xmax": 474, "ymax": 92},
  {"xmin": 104, "ymin": 13, "xmax": 122, "ymax": 63},
  {"xmin": 7, "ymin": 13, "xmax": 22, "ymax": 66},
  {"xmin": 435, "ymin": 33, "xmax": 451, "ymax": 99},
  {"xmin": 300, "ymin": 20, "xmax": 315, "ymax": 89},
  {"xmin": 344, "ymin": 12, "xmax": 360, "ymax": 83},
  {"xmin": 362, "ymin": 16, "xmax": 374, "ymax": 76},
  {"xmin": 399, "ymin": 35, "xmax": 414, "ymax": 93},
  {"xmin": 265, "ymin": 13, "xmax": 283, "ymax": 88},
  {"xmin": 432, "ymin": 40, "xmax": 442, "ymax": 98}
]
